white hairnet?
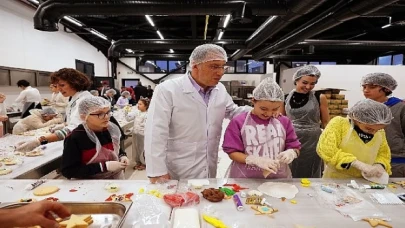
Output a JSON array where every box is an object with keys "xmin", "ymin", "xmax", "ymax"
[
  {"xmin": 293, "ymin": 65, "xmax": 321, "ymax": 81},
  {"xmin": 361, "ymin": 72, "xmax": 398, "ymax": 91},
  {"xmin": 121, "ymin": 91, "xmax": 130, "ymax": 97},
  {"xmin": 106, "ymin": 89, "xmax": 117, "ymax": 95},
  {"xmin": 349, "ymin": 99, "xmax": 393, "ymax": 125},
  {"xmin": 40, "ymin": 107, "xmax": 58, "ymax": 115},
  {"xmin": 78, "ymin": 96, "xmax": 111, "ymax": 117},
  {"xmin": 253, "ymin": 77, "xmax": 284, "ymax": 102},
  {"xmin": 90, "ymin": 90, "xmax": 99, "ymax": 96},
  {"xmin": 189, "ymin": 44, "xmax": 227, "ymax": 67}
]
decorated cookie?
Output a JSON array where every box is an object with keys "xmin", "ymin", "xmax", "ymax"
[
  {"xmin": 105, "ymin": 183, "xmax": 120, "ymax": 193},
  {"xmin": 105, "ymin": 193, "xmax": 134, "ymax": 202},
  {"xmin": 25, "ymin": 150, "xmax": 44, "ymax": 157},
  {"xmin": 59, "ymin": 214, "xmax": 93, "ymax": 228},
  {"xmin": 0, "ymin": 168, "xmax": 12, "ymax": 175}
]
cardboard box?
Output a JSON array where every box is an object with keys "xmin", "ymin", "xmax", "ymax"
[
  {"xmin": 314, "ymin": 88, "xmax": 347, "ymax": 94},
  {"xmin": 330, "ymin": 110, "xmax": 342, "ymax": 114},
  {"xmin": 341, "ymin": 100, "xmax": 349, "ymax": 105},
  {"xmin": 339, "ymin": 104, "xmax": 348, "ymax": 109},
  {"xmin": 328, "ymin": 104, "xmax": 339, "ymax": 109},
  {"xmin": 329, "ymin": 100, "xmax": 342, "ymax": 104},
  {"xmin": 324, "ymin": 94, "xmax": 332, "ymax": 99},
  {"xmin": 331, "ymin": 94, "xmax": 345, "ymax": 100}
]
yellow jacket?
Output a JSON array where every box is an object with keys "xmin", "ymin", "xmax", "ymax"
[{"xmin": 317, "ymin": 116, "xmax": 391, "ymax": 178}]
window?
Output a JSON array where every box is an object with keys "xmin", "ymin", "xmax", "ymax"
[
  {"xmin": 378, "ymin": 55, "xmax": 392, "ymax": 65},
  {"xmin": 309, "ymin": 62, "xmax": 320, "ymax": 65},
  {"xmin": 321, "ymin": 62, "xmax": 336, "ymax": 65},
  {"xmin": 292, "ymin": 62, "xmax": 308, "ymax": 67},
  {"xmin": 393, "ymin": 54, "xmax": 403, "ymax": 65},
  {"xmin": 169, "ymin": 61, "xmax": 187, "ymax": 73},
  {"xmin": 139, "ymin": 60, "xmax": 186, "ymax": 73},
  {"xmin": 236, "ymin": 60, "xmax": 247, "ymax": 73},
  {"xmin": 76, "ymin": 59, "xmax": 94, "ymax": 79},
  {"xmin": 247, "ymin": 60, "xmax": 265, "ymax": 73},
  {"xmin": 225, "ymin": 61, "xmax": 235, "ymax": 73},
  {"xmin": 139, "ymin": 60, "xmax": 156, "ymax": 73}
]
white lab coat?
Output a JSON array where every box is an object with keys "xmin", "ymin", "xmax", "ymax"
[
  {"xmin": 50, "ymin": 92, "xmax": 69, "ymax": 114},
  {"xmin": 15, "ymin": 86, "xmax": 41, "ymax": 105},
  {"xmin": 144, "ymin": 74, "xmax": 251, "ymax": 179},
  {"xmin": 65, "ymin": 91, "xmax": 92, "ymax": 131}
]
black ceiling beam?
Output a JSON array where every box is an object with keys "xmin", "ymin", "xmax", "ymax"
[
  {"xmin": 253, "ymin": 0, "xmax": 400, "ymax": 59},
  {"xmin": 191, "ymin": 16, "xmax": 197, "ymax": 39},
  {"xmin": 34, "ymin": 0, "xmax": 288, "ymax": 31},
  {"xmin": 230, "ymin": 0, "xmax": 329, "ymax": 61},
  {"xmin": 108, "ymin": 39, "xmax": 246, "ymax": 58},
  {"xmin": 294, "ymin": 39, "xmax": 405, "ymax": 51}
]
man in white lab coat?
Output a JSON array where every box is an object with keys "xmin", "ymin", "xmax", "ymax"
[{"xmin": 145, "ymin": 44, "xmax": 252, "ymax": 183}]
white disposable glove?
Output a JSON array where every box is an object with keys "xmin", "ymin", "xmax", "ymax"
[
  {"xmin": 364, "ymin": 164, "xmax": 385, "ymax": 178},
  {"xmin": 351, "ymin": 160, "xmax": 375, "ymax": 175},
  {"xmin": 119, "ymin": 156, "xmax": 130, "ymax": 165},
  {"xmin": 106, "ymin": 161, "xmax": 126, "ymax": 172},
  {"xmin": 49, "ymin": 123, "xmax": 66, "ymax": 133},
  {"xmin": 277, "ymin": 149, "xmax": 297, "ymax": 164},
  {"xmin": 246, "ymin": 155, "xmax": 280, "ymax": 174},
  {"xmin": 16, "ymin": 139, "xmax": 41, "ymax": 152}
]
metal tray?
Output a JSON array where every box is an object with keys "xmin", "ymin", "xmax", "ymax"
[{"xmin": 1, "ymin": 202, "xmax": 132, "ymax": 228}]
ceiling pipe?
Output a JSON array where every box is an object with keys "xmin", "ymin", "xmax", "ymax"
[
  {"xmin": 108, "ymin": 39, "xmax": 246, "ymax": 58},
  {"xmin": 253, "ymin": 0, "xmax": 400, "ymax": 59},
  {"xmin": 34, "ymin": 0, "xmax": 288, "ymax": 31},
  {"xmin": 230, "ymin": 0, "xmax": 329, "ymax": 61},
  {"xmin": 294, "ymin": 39, "xmax": 405, "ymax": 51}
]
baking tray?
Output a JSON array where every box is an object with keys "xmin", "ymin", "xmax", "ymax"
[{"xmin": 1, "ymin": 202, "xmax": 132, "ymax": 228}]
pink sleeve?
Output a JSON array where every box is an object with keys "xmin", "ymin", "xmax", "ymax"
[{"xmin": 222, "ymin": 114, "xmax": 246, "ymax": 154}]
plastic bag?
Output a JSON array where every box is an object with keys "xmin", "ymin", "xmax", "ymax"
[
  {"xmin": 131, "ymin": 194, "xmax": 170, "ymax": 228},
  {"xmin": 163, "ymin": 192, "xmax": 200, "ymax": 208},
  {"xmin": 172, "ymin": 207, "xmax": 201, "ymax": 228},
  {"xmin": 313, "ymin": 183, "xmax": 390, "ymax": 221}
]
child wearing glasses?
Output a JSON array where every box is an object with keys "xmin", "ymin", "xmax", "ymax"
[
  {"xmin": 61, "ymin": 96, "xmax": 129, "ymax": 179},
  {"xmin": 125, "ymin": 97, "xmax": 150, "ymax": 170}
]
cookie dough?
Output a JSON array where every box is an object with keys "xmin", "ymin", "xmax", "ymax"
[
  {"xmin": 33, "ymin": 186, "xmax": 60, "ymax": 196},
  {"xmin": 25, "ymin": 150, "xmax": 44, "ymax": 157},
  {"xmin": 59, "ymin": 214, "xmax": 93, "ymax": 228},
  {"xmin": 201, "ymin": 188, "xmax": 224, "ymax": 202},
  {"xmin": 0, "ymin": 168, "xmax": 12, "ymax": 175},
  {"xmin": 2, "ymin": 158, "xmax": 17, "ymax": 165}
]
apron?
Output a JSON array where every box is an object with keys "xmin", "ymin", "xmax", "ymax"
[
  {"xmin": 84, "ymin": 123, "xmax": 124, "ymax": 180},
  {"xmin": 323, "ymin": 121, "xmax": 382, "ymax": 178},
  {"xmin": 21, "ymin": 102, "xmax": 41, "ymax": 118},
  {"xmin": 285, "ymin": 90, "xmax": 322, "ymax": 178},
  {"xmin": 229, "ymin": 111, "xmax": 289, "ymax": 178}
]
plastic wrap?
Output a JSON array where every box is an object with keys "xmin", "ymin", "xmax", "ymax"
[
  {"xmin": 313, "ymin": 183, "xmax": 390, "ymax": 221},
  {"xmin": 131, "ymin": 194, "xmax": 170, "ymax": 228}
]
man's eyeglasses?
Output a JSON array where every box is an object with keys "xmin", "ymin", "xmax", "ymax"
[
  {"xmin": 89, "ymin": 110, "xmax": 112, "ymax": 119},
  {"xmin": 208, "ymin": 65, "xmax": 229, "ymax": 71}
]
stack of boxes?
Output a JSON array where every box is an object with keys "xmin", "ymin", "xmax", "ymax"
[{"xmin": 317, "ymin": 88, "xmax": 349, "ymax": 119}]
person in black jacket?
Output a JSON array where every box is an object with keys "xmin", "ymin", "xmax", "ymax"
[
  {"xmin": 102, "ymin": 89, "xmax": 117, "ymax": 106},
  {"xmin": 134, "ymin": 81, "xmax": 148, "ymax": 103},
  {"xmin": 146, "ymin": 85, "xmax": 154, "ymax": 99},
  {"xmin": 61, "ymin": 96, "xmax": 129, "ymax": 179}
]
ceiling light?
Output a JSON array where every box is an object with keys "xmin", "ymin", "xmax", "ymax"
[
  {"xmin": 218, "ymin": 31, "xmax": 224, "ymax": 40},
  {"xmin": 381, "ymin": 24, "xmax": 391, "ymax": 29},
  {"xmin": 126, "ymin": 49, "xmax": 134, "ymax": 53},
  {"xmin": 28, "ymin": 0, "xmax": 39, "ymax": 4},
  {"xmin": 63, "ymin": 16, "xmax": 82, "ymax": 27},
  {"xmin": 157, "ymin": 30, "xmax": 164, "ymax": 39},
  {"xmin": 247, "ymin": 16, "xmax": 277, "ymax": 41},
  {"xmin": 223, "ymin": 14, "xmax": 231, "ymax": 28},
  {"xmin": 145, "ymin": 15, "xmax": 155, "ymax": 27},
  {"xmin": 90, "ymin": 30, "xmax": 108, "ymax": 41},
  {"xmin": 169, "ymin": 49, "xmax": 174, "ymax": 53}
]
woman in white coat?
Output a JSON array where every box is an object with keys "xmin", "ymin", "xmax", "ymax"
[
  {"xmin": 49, "ymin": 84, "xmax": 68, "ymax": 116},
  {"xmin": 15, "ymin": 68, "xmax": 93, "ymax": 152},
  {"xmin": 145, "ymin": 44, "xmax": 252, "ymax": 183}
]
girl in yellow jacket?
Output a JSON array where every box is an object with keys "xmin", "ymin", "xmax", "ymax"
[{"xmin": 317, "ymin": 99, "xmax": 393, "ymax": 179}]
